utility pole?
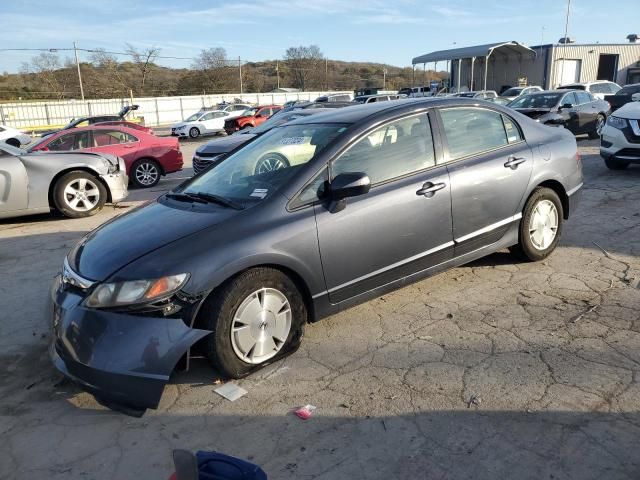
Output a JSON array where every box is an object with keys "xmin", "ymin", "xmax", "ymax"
[
  {"xmin": 325, "ymin": 58, "xmax": 328, "ymax": 91},
  {"xmin": 276, "ymin": 61, "xmax": 280, "ymax": 89},
  {"xmin": 383, "ymin": 68, "xmax": 387, "ymax": 90},
  {"xmin": 73, "ymin": 41, "xmax": 85, "ymax": 100},
  {"xmin": 238, "ymin": 56, "xmax": 243, "ymax": 94},
  {"xmin": 559, "ymin": 0, "xmax": 571, "ymax": 87}
]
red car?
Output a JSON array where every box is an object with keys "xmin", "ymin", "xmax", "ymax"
[
  {"xmin": 223, "ymin": 105, "xmax": 282, "ymax": 134},
  {"xmin": 28, "ymin": 126, "xmax": 182, "ymax": 188},
  {"xmin": 94, "ymin": 120, "xmax": 155, "ymax": 135}
]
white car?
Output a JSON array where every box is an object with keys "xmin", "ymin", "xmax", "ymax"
[
  {"xmin": 600, "ymin": 101, "xmax": 640, "ymax": 170},
  {"xmin": 499, "ymin": 86, "xmax": 543, "ymax": 102},
  {"xmin": 1, "ymin": 125, "xmax": 32, "ymax": 147},
  {"xmin": 217, "ymin": 103, "xmax": 253, "ymax": 118},
  {"xmin": 171, "ymin": 110, "xmax": 230, "ymax": 139},
  {"xmin": 558, "ymin": 80, "xmax": 621, "ymax": 100}
]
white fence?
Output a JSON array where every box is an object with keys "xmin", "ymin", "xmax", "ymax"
[{"xmin": 0, "ymin": 91, "xmax": 354, "ymax": 131}]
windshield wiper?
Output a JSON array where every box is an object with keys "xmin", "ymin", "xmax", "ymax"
[{"xmin": 169, "ymin": 191, "xmax": 244, "ymax": 210}]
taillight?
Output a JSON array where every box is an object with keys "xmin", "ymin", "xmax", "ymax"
[{"xmin": 576, "ymin": 152, "xmax": 581, "ymax": 165}]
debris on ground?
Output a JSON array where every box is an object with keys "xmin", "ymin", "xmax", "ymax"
[
  {"xmin": 571, "ymin": 304, "xmax": 598, "ymax": 323},
  {"xmin": 214, "ymin": 383, "xmax": 247, "ymax": 402},
  {"xmin": 213, "ymin": 379, "xmax": 223, "ymax": 385},
  {"xmin": 467, "ymin": 394, "xmax": 482, "ymax": 408},
  {"xmin": 294, "ymin": 404, "xmax": 316, "ymax": 420}
]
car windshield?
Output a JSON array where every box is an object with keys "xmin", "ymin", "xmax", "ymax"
[
  {"xmin": 502, "ymin": 88, "xmax": 523, "ymax": 97},
  {"xmin": 558, "ymin": 85, "xmax": 585, "ymax": 90},
  {"xmin": 185, "ymin": 113, "xmax": 201, "ymax": 122},
  {"xmin": 509, "ymin": 93, "xmax": 562, "ymax": 109},
  {"xmin": 241, "ymin": 108, "xmax": 258, "ymax": 116},
  {"xmin": 250, "ymin": 112, "xmax": 310, "ymax": 134},
  {"xmin": 25, "ymin": 135, "xmax": 51, "ymax": 151},
  {"xmin": 176, "ymin": 123, "xmax": 347, "ymax": 205}
]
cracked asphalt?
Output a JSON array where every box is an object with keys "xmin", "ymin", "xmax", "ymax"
[{"xmin": 1, "ymin": 137, "xmax": 639, "ymax": 480}]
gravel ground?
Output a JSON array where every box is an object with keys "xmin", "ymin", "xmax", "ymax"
[{"xmin": 1, "ymin": 137, "xmax": 639, "ymax": 480}]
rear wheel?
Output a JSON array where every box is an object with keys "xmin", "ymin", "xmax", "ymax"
[
  {"xmin": 589, "ymin": 114, "xmax": 605, "ymax": 139},
  {"xmin": 201, "ymin": 268, "xmax": 306, "ymax": 378},
  {"xmin": 510, "ymin": 187, "xmax": 563, "ymax": 262},
  {"xmin": 53, "ymin": 171, "xmax": 106, "ymax": 218},
  {"xmin": 604, "ymin": 158, "xmax": 629, "ymax": 170},
  {"xmin": 189, "ymin": 127, "xmax": 200, "ymax": 139},
  {"xmin": 131, "ymin": 159, "xmax": 161, "ymax": 188}
]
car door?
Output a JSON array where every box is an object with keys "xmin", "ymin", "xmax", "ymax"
[
  {"xmin": 437, "ymin": 106, "xmax": 533, "ymax": 257},
  {"xmin": 314, "ymin": 112, "xmax": 454, "ymax": 303},
  {"xmin": 0, "ymin": 147, "xmax": 28, "ymax": 214},
  {"xmin": 199, "ymin": 112, "xmax": 219, "ymax": 133},
  {"xmin": 90, "ymin": 130, "xmax": 139, "ymax": 164},
  {"xmin": 558, "ymin": 92, "xmax": 580, "ymax": 134},
  {"xmin": 575, "ymin": 91, "xmax": 598, "ymax": 132}
]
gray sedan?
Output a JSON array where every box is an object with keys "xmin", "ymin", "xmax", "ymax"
[
  {"xmin": 51, "ymin": 98, "xmax": 582, "ymax": 414},
  {"xmin": 0, "ymin": 143, "xmax": 128, "ymax": 220}
]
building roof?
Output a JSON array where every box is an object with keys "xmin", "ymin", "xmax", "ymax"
[{"xmin": 412, "ymin": 41, "xmax": 535, "ymax": 65}]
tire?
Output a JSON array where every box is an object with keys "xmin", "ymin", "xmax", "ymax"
[
  {"xmin": 53, "ymin": 171, "xmax": 107, "ymax": 218},
  {"xmin": 5, "ymin": 138, "xmax": 20, "ymax": 148},
  {"xmin": 509, "ymin": 187, "xmax": 563, "ymax": 262},
  {"xmin": 589, "ymin": 114, "xmax": 605, "ymax": 139},
  {"xmin": 604, "ymin": 158, "xmax": 629, "ymax": 170},
  {"xmin": 201, "ymin": 268, "xmax": 307, "ymax": 379},
  {"xmin": 254, "ymin": 153, "xmax": 290, "ymax": 175},
  {"xmin": 189, "ymin": 127, "xmax": 200, "ymax": 139},
  {"xmin": 131, "ymin": 159, "xmax": 161, "ymax": 188}
]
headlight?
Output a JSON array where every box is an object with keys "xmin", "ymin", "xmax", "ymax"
[
  {"xmin": 606, "ymin": 116, "xmax": 627, "ymax": 130},
  {"xmin": 84, "ymin": 273, "xmax": 189, "ymax": 308},
  {"xmin": 177, "ymin": 125, "xmax": 186, "ymax": 130}
]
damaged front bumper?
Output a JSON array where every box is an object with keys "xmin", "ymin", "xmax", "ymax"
[{"xmin": 50, "ymin": 275, "xmax": 210, "ymax": 414}]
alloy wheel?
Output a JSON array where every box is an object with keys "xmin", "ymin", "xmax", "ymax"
[
  {"xmin": 63, "ymin": 178, "xmax": 100, "ymax": 212},
  {"xmin": 230, "ymin": 288, "xmax": 292, "ymax": 364},
  {"xmin": 135, "ymin": 162, "xmax": 159, "ymax": 187},
  {"xmin": 255, "ymin": 156, "xmax": 287, "ymax": 175},
  {"xmin": 596, "ymin": 115, "xmax": 605, "ymax": 136},
  {"xmin": 528, "ymin": 199, "xmax": 559, "ymax": 250}
]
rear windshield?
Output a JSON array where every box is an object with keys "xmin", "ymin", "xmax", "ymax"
[
  {"xmin": 509, "ymin": 93, "xmax": 562, "ymax": 109},
  {"xmin": 558, "ymin": 85, "xmax": 585, "ymax": 90}
]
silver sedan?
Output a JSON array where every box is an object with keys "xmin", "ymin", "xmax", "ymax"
[{"xmin": 0, "ymin": 143, "xmax": 128, "ymax": 220}]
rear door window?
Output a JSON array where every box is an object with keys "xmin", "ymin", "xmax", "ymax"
[
  {"xmin": 93, "ymin": 130, "xmax": 137, "ymax": 146},
  {"xmin": 576, "ymin": 91, "xmax": 592, "ymax": 104},
  {"xmin": 440, "ymin": 108, "xmax": 514, "ymax": 160}
]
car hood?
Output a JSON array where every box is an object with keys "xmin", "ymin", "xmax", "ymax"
[
  {"xmin": 614, "ymin": 101, "xmax": 640, "ymax": 120},
  {"xmin": 68, "ymin": 200, "xmax": 238, "ymax": 281},
  {"xmin": 196, "ymin": 133, "xmax": 256, "ymax": 155},
  {"xmin": 172, "ymin": 122, "xmax": 191, "ymax": 129}
]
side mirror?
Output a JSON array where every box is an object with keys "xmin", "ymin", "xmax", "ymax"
[
  {"xmin": 330, "ymin": 172, "xmax": 371, "ymax": 200},
  {"xmin": 559, "ymin": 103, "xmax": 573, "ymax": 110}
]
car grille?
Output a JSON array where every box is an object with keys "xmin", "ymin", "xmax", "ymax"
[{"xmin": 193, "ymin": 155, "xmax": 219, "ymax": 174}]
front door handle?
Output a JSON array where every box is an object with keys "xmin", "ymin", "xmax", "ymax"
[
  {"xmin": 416, "ymin": 182, "xmax": 446, "ymax": 198},
  {"xmin": 504, "ymin": 156, "xmax": 526, "ymax": 170}
]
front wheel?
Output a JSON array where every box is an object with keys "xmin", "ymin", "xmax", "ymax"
[
  {"xmin": 604, "ymin": 158, "xmax": 629, "ymax": 170},
  {"xmin": 201, "ymin": 268, "xmax": 306, "ymax": 378},
  {"xmin": 189, "ymin": 127, "xmax": 200, "ymax": 138},
  {"xmin": 589, "ymin": 114, "xmax": 605, "ymax": 139},
  {"xmin": 131, "ymin": 159, "xmax": 161, "ymax": 188},
  {"xmin": 254, "ymin": 153, "xmax": 289, "ymax": 175},
  {"xmin": 53, "ymin": 171, "xmax": 107, "ymax": 218},
  {"xmin": 510, "ymin": 187, "xmax": 563, "ymax": 262}
]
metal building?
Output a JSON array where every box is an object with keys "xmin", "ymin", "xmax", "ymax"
[{"xmin": 412, "ymin": 40, "xmax": 640, "ymax": 92}]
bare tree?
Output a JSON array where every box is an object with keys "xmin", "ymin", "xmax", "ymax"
[
  {"xmin": 89, "ymin": 48, "xmax": 131, "ymax": 96},
  {"xmin": 125, "ymin": 43, "xmax": 160, "ymax": 95},
  {"xmin": 21, "ymin": 53, "xmax": 71, "ymax": 99},
  {"xmin": 192, "ymin": 48, "xmax": 233, "ymax": 92},
  {"xmin": 284, "ymin": 45, "xmax": 324, "ymax": 91}
]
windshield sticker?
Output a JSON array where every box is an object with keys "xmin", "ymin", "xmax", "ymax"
[
  {"xmin": 250, "ymin": 188, "xmax": 268, "ymax": 199},
  {"xmin": 280, "ymin": 136, "xmax": 308, "ymax": 145}
]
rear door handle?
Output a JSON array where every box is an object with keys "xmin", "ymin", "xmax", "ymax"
[
  {"xmin": 416, "ymin": 182, "xmax": 446, "ymax": 197},
  {"xmin": 504, "ymin": 156, "xmax": 526, "ymax": 170}
]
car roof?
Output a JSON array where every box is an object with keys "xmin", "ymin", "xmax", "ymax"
[
  {"xmin": 49, "ymin": 125, "xmax": 149, "ymax": 135},
  {"xmin": 286, "ymin": 97, "xmax": 505, "ymax": 125}
]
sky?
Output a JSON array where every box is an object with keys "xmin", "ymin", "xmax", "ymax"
[{"xmin": 2, "ymin": 0, "xmax": 639, "ymax": 73}]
